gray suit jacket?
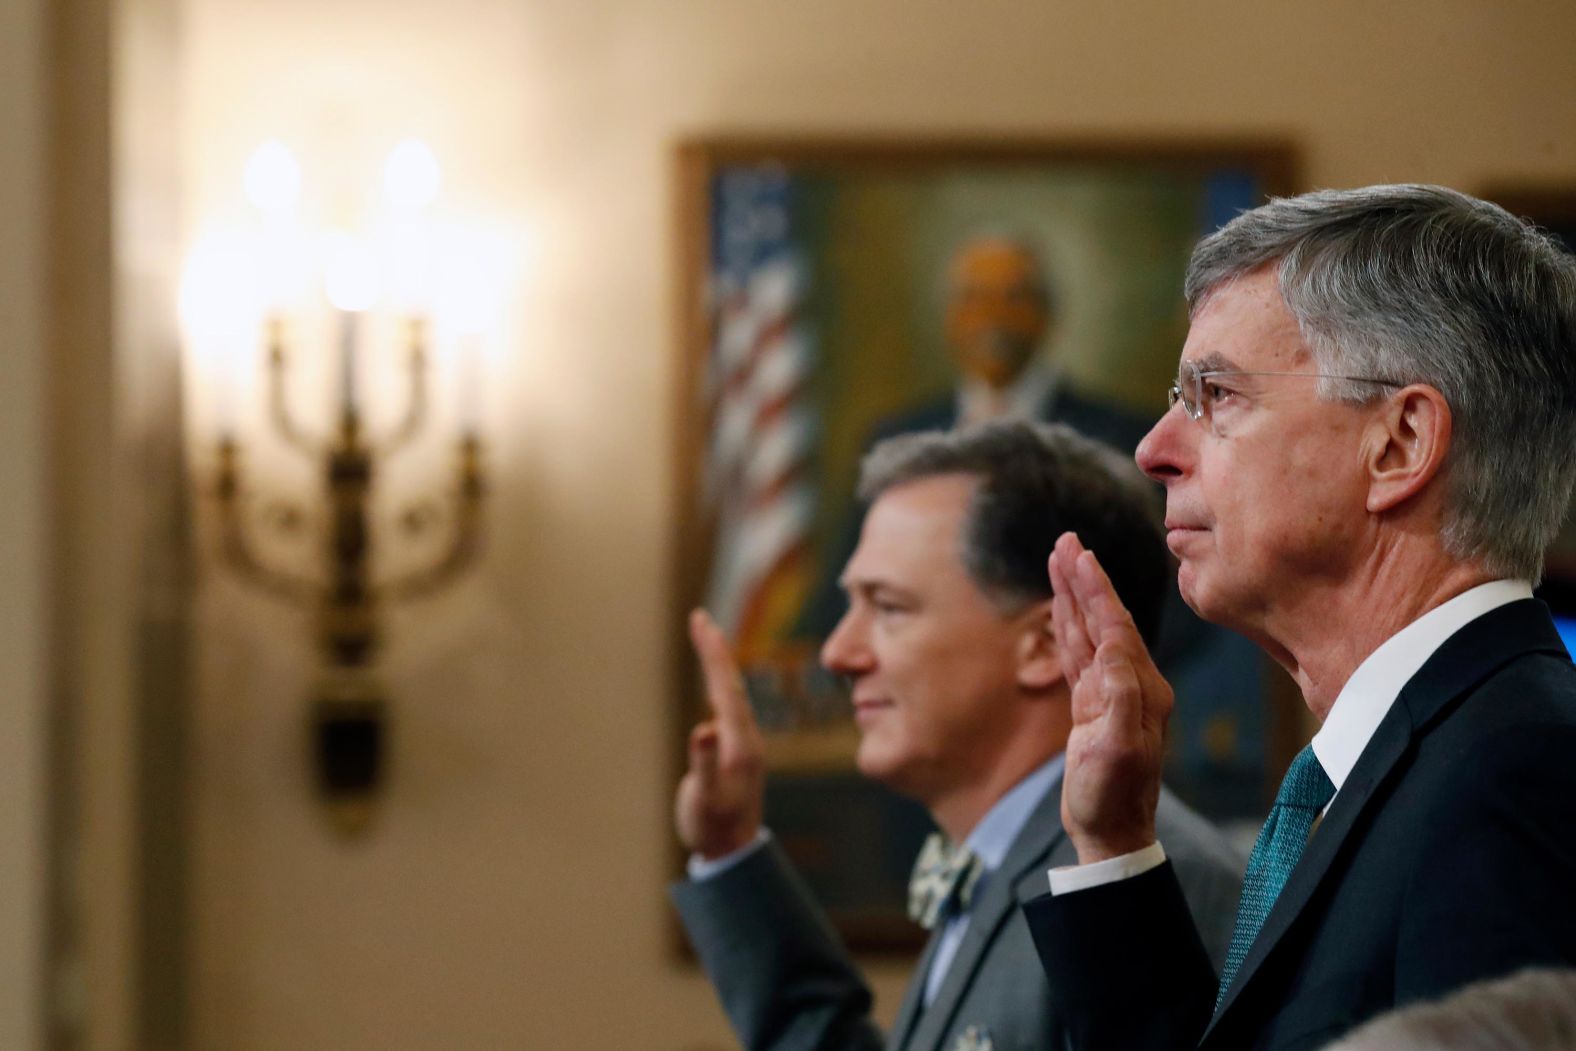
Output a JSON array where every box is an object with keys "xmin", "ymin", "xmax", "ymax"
[{"xmin": 671, "ymin": 781, "xmax": 1243, "ymax": 1051}]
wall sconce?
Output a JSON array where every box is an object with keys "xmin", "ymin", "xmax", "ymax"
[{"xmin": 184, "ymin": 139, "xmax": 501, "ymax": 836}]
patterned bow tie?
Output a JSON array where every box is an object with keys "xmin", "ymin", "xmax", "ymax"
[{"xmin": 908, "ymin": 832, "xmax": 984, "ymax": 930}]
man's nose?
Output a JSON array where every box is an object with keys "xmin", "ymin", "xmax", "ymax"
[
  {"xmin": 1136, "ymin": 401, "xmax": 1192, "ymax": 484},
  {"xmin": 820, "ymin": 610, "xmax": 873, "ymax": 676}
]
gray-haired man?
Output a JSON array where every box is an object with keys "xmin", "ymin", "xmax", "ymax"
[
  {"xmin": 1028, "ymin": 185, "xmax": 1576, "ymax": 1050},
  {"xmin": 671, "ymin": 421, "xmax": 1243, "ymax": 1051}
]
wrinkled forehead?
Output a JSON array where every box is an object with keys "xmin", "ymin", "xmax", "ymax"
[
  {"xmin": 844, "ymin": 473, "xmax": 977, "ymax": 580},
  {"xmin": 1178, "ymin": 269, "xmax": 1313, "ymax": 372}
]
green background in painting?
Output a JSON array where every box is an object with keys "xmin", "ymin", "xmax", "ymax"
[
  {"xmin": 695, "ymin": 155, "xmax": 1284, "ymax": 950},
  {"xmin": 792, "ymin": 166, "xmax": 1206, "ymax": 587}
]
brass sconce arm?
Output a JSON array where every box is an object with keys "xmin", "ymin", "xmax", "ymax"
[
  {"xmin": 265, "ymin": 318, "xmax": 323, "ymax": 457},
  {"xmin": 215, "ymin": 435, "xmax": 322, "ymax": 606},
  {"xmin": 376, "ymin": 434, "xmax": 484, "ymax": 604},
  {"xmin": 370, "ymin": 318, "xmax": 430, "ymax": 458},
  {"xmin": 268, "ymin": 316, "xmax": 432, "ymax": 460}
]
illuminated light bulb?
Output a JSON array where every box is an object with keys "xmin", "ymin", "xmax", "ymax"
[
  {"xmin": 323, "ymin": 232, "xmax": 380, "ymax": 312},
  {"xmin": 244, "ymin": 140, "xmax": 303, "ymax": 213},
  {"xmin": 383, "ymin": 139, "xmax": 441, "ymax": 209},
  {"xmin": 442, "ymin": 257, "xmax": 495, "ymax": 335},
  {"xmin": 180, "ymin": 234, "xmax": 264, "ymax": 343},
  {"xmin": 180, "ymin": 232, "xmax": 265, "ymax": 429},
  {"xmin": 436, "ymin": 228, "xmax": 510, "ymax": 333}
]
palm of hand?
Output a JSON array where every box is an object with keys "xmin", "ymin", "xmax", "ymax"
[
  {"xmin": 1049, "ymin": 533, "xmax": 1172, "ymax": 862},
  {"xmin": 1061, "ymin": 640, "xmax": 1170, "ymax": 859},
  {"xmin": 675, "ymin": 720, "xmax": 765, "ymax": 858}
]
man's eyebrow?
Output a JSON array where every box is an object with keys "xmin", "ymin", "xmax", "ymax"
[
  {"xmin": 840, "ymin": 577, "xmax": 917, "ymax": 601},
  {"xmin": 1186, "ymin": 351, "xmax": 1241, "ymax": 374},
  {"xmin": 840, "ymin": 576, "xmax": 880, "ymax": 595}
]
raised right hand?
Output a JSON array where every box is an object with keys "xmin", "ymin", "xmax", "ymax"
[
  {"xmin": 1048, "ymin": 532, "xmax": 1173, "ymax": 864},
  {"xmin": 674, "ymin": 608, "xmax": 767, "ymax": 860}
]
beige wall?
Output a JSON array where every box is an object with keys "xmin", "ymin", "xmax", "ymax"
[
  {"xmin": 0, "ymin": 0, "xmax": 50, "ymax": 1046},
  {"xmin": 169, "ymin": 2, "xmax": 1576, "ymax": 1048}
]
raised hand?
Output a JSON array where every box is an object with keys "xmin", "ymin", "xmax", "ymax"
[
  {"xmin": 1048, "ymin": 532, "xmax": 1173, "ymax": 864},
  {"xmin": 674, "ymin": 608, "xmax": 768, "ymax": 860}
]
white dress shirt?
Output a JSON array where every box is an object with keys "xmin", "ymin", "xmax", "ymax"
[
  {"xmin": 1311, "ymin": 578, "xmax": 1531, "ymax": 799},
  {"xmin": 956, "ymin": 359, "xmax": 1060, "ymax": 428},
  {"xmin": 1048, "ymin": 579, "xmax": 1533, "ymax": 894}
]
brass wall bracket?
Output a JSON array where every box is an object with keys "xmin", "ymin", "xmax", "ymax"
[{"xmin": 215, "ymin": 316, "xmax": 483, "ymax": 836}]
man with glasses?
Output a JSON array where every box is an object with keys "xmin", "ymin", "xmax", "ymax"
[
  {"xmin": 671, "ymin": 422, "xmax": 1243, "ymax": 1051},
  {"xmin": 1022, "ymin": 185, "xmax": 1576, "ymax": 1050}
]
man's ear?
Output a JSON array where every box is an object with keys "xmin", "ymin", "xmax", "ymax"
[
  {"xmin": 1016, "ymin": 600, "xmax": 1062, "ymax": 692},
  {"xmin": 1366, "ymin": 384, "xmax": 1452, "ymax": 515}
]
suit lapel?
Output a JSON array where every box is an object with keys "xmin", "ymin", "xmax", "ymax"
[
  {"xmin": 901, "ymin": 782, "xmax": 1068, "ymax": 1051},
  {"xmin": 888, "ymin": 932, "xmax": 944, "ymax": 1050},
  {"xmin": 1205, "ymin": 599, "xmax": 1566, "ymax": 1039},
  {"xmin": 1205, "ymin": 711, "xmax": 1410, "ymax": 1034}
]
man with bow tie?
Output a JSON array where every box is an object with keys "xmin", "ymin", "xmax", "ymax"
[
  {"xmin": 671, "ymin": 421, "xmax": 1243, "ymax": 1051},
  {"xmin": 1024, "ymin": 185, "xmax": 1576, "ymax": 1050}
]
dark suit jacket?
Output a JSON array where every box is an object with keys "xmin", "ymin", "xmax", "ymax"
[
  {"xmin": 1022, "ymin": 598, "xmax": 1576, "ymax": 1051},
  {"xmin": 863, "ymin": 385, "xmax": 1155, "ymax": 455},
  {"xmin": 672, "ymin": 782, "xmax": 1242, "ymax": 1051}
]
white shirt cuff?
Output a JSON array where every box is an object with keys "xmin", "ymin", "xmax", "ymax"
[
  {"xmin": 1047, "ymin": 841, "xmax": 1167, "ymax": 895},
  {"xmin": 687, "ymin": 828, "xmax": 772, "ymax": 881}
]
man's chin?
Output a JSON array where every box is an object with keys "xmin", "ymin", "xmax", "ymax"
[
  {"xmin": 1176, "ymin": 569, "xmax": 1225, "ymax": 624},
  {"xmin": 1176, "ymin": 575, "xmax": 1205, "ymax": 617},
  {"xmin": 853, "ymin": 741, "xmax": 907, "ymax": 789},
  {"xmin": 852, "ymin": 744, "xmax": 886, "ymax": 782},
  {"xmin": 1177, "ymin": 574, "xmax": 1257, "ymax": 637}
]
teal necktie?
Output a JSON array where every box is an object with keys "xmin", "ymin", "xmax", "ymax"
[{"xmin": 1216, "ymin": 745, "xmax": 1335, "ymax": 1007}]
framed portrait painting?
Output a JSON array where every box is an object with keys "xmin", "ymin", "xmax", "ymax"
[{"xmin": 672, "ymin": 137, "xmax": 1299, "ymax": 951}]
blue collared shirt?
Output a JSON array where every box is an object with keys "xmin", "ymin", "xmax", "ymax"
[
  {"xmin": 689, "ymin": 755, "xmax": 1067, "ymax": 1007},
  {"xmin": 922, "ymin": 754, "xmax": 1066, "ymax": 1005}
]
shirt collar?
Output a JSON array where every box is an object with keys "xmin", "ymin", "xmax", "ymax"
[
  {"xmin": 963, "ymin": 752, "xmax": 1065, "ymax": 871},
  {"xmin": 956, "ymin": 358, "xmax": 1060, "ymax": 428},
  {"xmin": 1311, "ymin": 579, "xmax": 1532, "ymax": 792}
]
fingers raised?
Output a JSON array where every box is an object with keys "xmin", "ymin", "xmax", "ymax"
[
  {"xmin": 689, "ymin": 608, "xmax": 755, "ymax": 733},
  {"xmin": 688, "ymin": 722, "xmax": 720, "ymax": 787},
  {"xmin": 1096, "ymin": 641, "xmax": 1143, "ymax": 741},
  {"xmin": 1070, "ymin": 545, "xmax": 1143, "ymax": 651},
  {"xmin": 1049, "ymin": 533, "xmax": 1096, "ymax": 682}
]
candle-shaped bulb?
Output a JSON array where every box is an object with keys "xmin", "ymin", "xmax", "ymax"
[
  {"xmin": 323, "ymin": 232, "xmax": 380, "ymax": 312},
  {"xmin": 457, "ymin": 332, "xmax": 484, "ymax": 434},
  {"xmin": 180, "ymin": 233, "xmax": 263, "ymax": 434},
  {"xmin": 383, "ymin": 139, "xmax": 441, "ymax": 209},
  {"xmin": 244, "ymin": 141, "xmax": 302, "ymax": 214},
  {"xmin": 436, "ymin": 233, "xmax": 509, "ymax": 433},
  {"xmin": 322, "ymin": 232, "xmax": 377, "ymax": 422}
]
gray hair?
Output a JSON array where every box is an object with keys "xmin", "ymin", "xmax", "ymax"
[
  {"xmin": 1327, "ymin": 968, "xmax": 1576, "ymax": 1051},
  {"xmin": 1185, "ymin": 184, "xmax": 1576, "ymax": 582},
  {"xmin": 857, "ymin": 420, "xmax": 1170, "ymax": 644}
]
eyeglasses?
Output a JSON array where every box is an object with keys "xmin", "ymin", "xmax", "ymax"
[{"xmin": 1167, "ymin": 367, "xmax": 1404, "ymax": 426}]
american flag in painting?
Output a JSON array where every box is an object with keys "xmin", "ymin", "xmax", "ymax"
[{"xmin": 700, "ymin": 166, "xmax": 817, "ymax": 658}]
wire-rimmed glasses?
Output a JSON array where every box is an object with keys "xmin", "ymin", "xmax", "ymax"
[{"xmin": 1167, "ymin": 366, "xmax": 1404, "ymax": 428}]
